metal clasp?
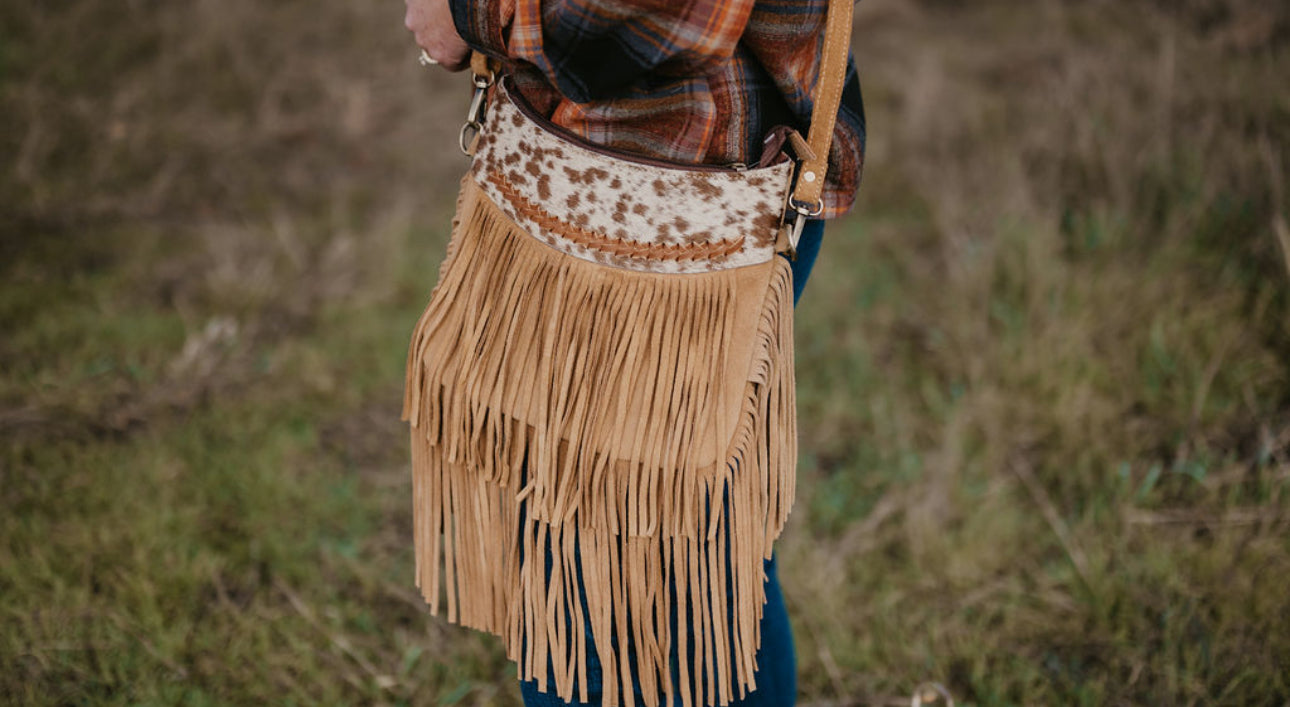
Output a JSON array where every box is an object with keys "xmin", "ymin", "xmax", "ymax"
[
  {"xmin": 780, "ymin": 200, "xmax": 822, "ymax": 261},
  {"xmin": 458, "ymin": 71, "xmax": 495, "ymax": 156},
  {"xmin": 782, "ymin": 209, "xmax": 805, "ymax": 261},
  {"xmin": 776, "ymin": 142, "xmax": 825, "ymax": 260}
]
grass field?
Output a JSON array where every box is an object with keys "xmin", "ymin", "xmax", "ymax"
[{"xmin": 3, "ymin": 0, "xmax": 1289, "ymax": 704}]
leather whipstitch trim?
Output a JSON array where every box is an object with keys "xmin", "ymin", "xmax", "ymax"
[{"xmin": 485, "ymin": 170, "xmax": 746, "ymax": 263}]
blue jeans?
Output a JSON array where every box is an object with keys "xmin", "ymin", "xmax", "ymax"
[{"xmin": 519, "ymin": 220, "xmax": 825, "ymax": 707}]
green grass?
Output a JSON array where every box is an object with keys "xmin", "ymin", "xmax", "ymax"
[{"xmin": 3, "ymin": 0, "xmax": 1289, "ymax": 704}]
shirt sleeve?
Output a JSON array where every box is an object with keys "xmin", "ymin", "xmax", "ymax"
[
  {"xmin": 450, "ymin": 0, "xmax": 756, "ymax": 104},
  {"xmin": 449, "ymin": 0, "xmax": 514, "ymax": 62}
]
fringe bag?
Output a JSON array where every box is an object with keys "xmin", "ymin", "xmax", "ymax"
[{"xmin": 402, "ymin": 3, "xmax": 853, "ymax": 705}]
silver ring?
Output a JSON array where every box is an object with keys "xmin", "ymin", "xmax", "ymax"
[{"xmin": 418, "ymin": 49, "xmax": 439, "ymax": 67}]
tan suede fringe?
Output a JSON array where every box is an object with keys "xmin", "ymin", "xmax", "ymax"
[{"xmin": 402, "ymin": 178, "xmax": 797, "ymax": 707}]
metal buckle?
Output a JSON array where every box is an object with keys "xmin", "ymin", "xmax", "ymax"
[{"xmin": 458, "ymin": 72, "xmax": 494, "ymax": 156}]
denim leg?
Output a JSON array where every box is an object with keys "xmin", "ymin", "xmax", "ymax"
[
  {"xmin": 732, "ymin": 553, "xmax": 796, "ymax": 706},
  {"xmin": 788, "ymin": 218, "xmax": 825, "ymax": 306},
  {"xmin": 519, "ymin": 536, "xmax": 797, "ymax": 707}
]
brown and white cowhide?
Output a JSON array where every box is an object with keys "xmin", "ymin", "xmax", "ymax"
[{"xmin": 470, "ymin": 82, "xmax": 794, "ymax": 275}]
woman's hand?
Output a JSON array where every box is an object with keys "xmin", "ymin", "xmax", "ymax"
[{"xmin": 404, "ymin": 0, "xmax": 470, "ymax": 71}]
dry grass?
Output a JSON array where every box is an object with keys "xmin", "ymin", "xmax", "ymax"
[{"xmin": 2, "ymin": 0, "xmax": 1288, "ymax": 704}]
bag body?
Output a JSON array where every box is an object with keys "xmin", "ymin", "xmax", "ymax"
[{"xmin": 403, "ymin": 78, "xmax": 800, "ymax": 707}]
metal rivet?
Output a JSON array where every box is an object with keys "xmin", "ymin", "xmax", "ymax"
[{"xmin": 802, "ymin": 170, "xmax": 817, "ymax": 183}]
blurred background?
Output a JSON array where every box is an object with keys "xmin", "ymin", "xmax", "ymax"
[{"xmin": 2, "ymin": 0, "xmax": 1288, "ymax": 704}]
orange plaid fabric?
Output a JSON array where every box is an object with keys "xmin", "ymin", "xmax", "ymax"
[{"xmin": 451, "ymin": 0, "xmax": 866, "ymax": 218}]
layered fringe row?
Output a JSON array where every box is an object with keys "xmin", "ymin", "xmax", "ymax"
[{"xmin": 402, "ymin": 179, "xmax": 797, "ymax": 707}]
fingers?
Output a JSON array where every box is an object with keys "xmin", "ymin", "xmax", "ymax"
[{"xmin": 406, "ymin": 0, "xmax": 470, "ymax": 72}]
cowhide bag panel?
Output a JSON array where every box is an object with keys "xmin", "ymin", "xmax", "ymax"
[{"xmin": 470, "ymin": 82, "xmax": 795, "ymax": 275}]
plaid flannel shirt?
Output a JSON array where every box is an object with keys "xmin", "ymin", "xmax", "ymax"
[{"xmin": 449, "ymin": 0, "xmax": 865, "ymax": 219}]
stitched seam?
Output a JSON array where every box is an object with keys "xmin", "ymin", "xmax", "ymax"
[{"xmin": 487, "ymin": 170, "xmax": 746, "ymax": 262}]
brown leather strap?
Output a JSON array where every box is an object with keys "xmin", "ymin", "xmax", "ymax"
[
  {"xmin": 789, "ymin": 0, "xmax": 855, "ymax": 215},
  {"xmin": 471, "ymin": 51, "xmax": 498, "ymax": 79}
]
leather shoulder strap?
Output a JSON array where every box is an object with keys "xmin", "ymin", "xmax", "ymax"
[{"xmin": 790, "ymin": 0, "xmax": 855, "ymax": 215}]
